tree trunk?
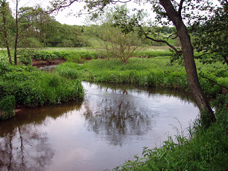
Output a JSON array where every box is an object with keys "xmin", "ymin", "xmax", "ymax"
[
  {"xmin": 14, "ymin": 0, "xmax": 19, "ymax": 65},
  {"xmin": 159, "ymin": 0, "xmax": 216, "ymax": 122},
  {"xmin": 1, "ymin": 0, "xmax": 12, "ymax": 64}
]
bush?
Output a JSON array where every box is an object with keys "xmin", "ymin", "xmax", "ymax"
[
  {"xmin": 0, "ymin": 95, "xmax": 15, "ymax": 120},
  {"xmin": 0, "ymin": 65, "xmax": 84, "ymax": 107}
]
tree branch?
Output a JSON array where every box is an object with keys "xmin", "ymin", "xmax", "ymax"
[
  {"xmin": 47, "ymin": 0, "xmax": 78, "ymax": 14},
  {"xmin": 47, "ymin": 0, "xmax": 131, "ymax": 14},
  {"xmin": 200, "ymin": 74, "xmax": 228, "ymax": 90},
  {"xmin": 178, "ymin": 0, "xmax": 185, "ymax": 17},
  {"xmin": 138, "ymin": 25, "xmax": 181, "ymax": 54},
  {"xmin": 165, "ymin": 32, "xmax": 178, "ymax": 40}
]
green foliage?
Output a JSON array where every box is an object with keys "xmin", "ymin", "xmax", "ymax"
[
  {"xmin": 0, "ymin": 95, "xmax": 15, "ymax": 120},
  {"xmin": 57, "ymin": 57, "xmax": 189, "ymax": 90},
  {"xmin": 0, "ymin": 64, "xmax": 84, "ymax": 107},
  {"xmin": 197, "ymin": 60, "xmax": 228, "ymax": 96},
  {"xmin": 136, "ymin": 50, "xmax": 172, "ymax": 58},
  {"xmin": 19, "ymin": 37, "xmax": 43, "ymax": 48},
  {"xmin": 191, "ymin": 1, "xmax": 228, "ymax": 65}
]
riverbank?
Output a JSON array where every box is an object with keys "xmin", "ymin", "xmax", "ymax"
[
  {"xmin": 56, "ymin": 56, "xmax": 227, "ymax": 97},
  {"xmin": 0, "ymin": 64, "xmax": 84, "ymax": 120}
]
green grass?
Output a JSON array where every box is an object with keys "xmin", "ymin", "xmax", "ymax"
[
  {"xmin": 57, "ymin": 53, "xmax": 227, "ymax": 96},
  {"xmin": 0, "ymin": 64, "xmax": 84, "ymax": 109},
  {"xmin": 57, "ymin": 57, "xmax": 189, "ymax": 91}
]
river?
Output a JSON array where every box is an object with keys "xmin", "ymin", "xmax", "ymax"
[{"xmin": 0, "ymin": 82, "xmax": 199, "ymax": 171}]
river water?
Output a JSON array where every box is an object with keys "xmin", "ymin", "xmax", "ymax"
[{"xmin": 0, "ymin": 82, "xmax": 199, "ymax": 171}]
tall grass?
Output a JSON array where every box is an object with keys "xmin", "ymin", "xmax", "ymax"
[
  {"xmin": 0, "ymin": 64, "xmax": 84, "ymax": 109},
  {"xmin": 57, "ymin": 56, "xmax": 228, "ymax": 96},
  {"xmin": 57, "ymin": 57, "xmax": 189, "ymax": 91}
]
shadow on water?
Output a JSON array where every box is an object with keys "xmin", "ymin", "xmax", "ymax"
[{"xmin": 0, "ymin": 82, "xmax": 198, "ymax": 171}]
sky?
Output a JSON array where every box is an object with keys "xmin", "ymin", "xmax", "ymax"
[{"xmin": 8, "ymin": 0, "xmax": 154, "ymax": 25}]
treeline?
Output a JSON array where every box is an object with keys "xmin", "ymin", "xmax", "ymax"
[
  {"xmin": 0, "ymin": 1, "xmax": 178, "ymax": 49},
  {"xmin": 0, "ymin": 2, "xmax": 88, "ymax": 48}
]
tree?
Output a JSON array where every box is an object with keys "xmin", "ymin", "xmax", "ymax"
[
  {"xmin": 97, "ymin": 23, "xmax": 141, "ymax": 64},
  {"xmin": 192, "ymin": 1, "xmax": 228, "ymax": 66},
  {"xmin": 49, "ymin": 0, "xmax": 216, "ymax": 123},
  {"xmin": 0, "ymin": 1, "xmax": 54, "ymax": 64},
  {"xmin": 0, "ymin": 0, "xmax": 14, "ymax": 64},
  {"xmin": 91, "ymin": 6, "xmax": 141, "ymax": 64}
]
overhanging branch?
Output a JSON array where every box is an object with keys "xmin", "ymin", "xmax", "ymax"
[
  {"xmin": 138, "ymin": 25, "xmax": 182, "ymax": 54},
  {"xmin": 200, "ymin": 74, "xmax": 228, "ymax": 90}
]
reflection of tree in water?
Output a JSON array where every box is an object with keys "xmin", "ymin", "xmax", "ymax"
[
  {"xmin": 0, "ymin": 124, "xmax": 54, "ymax": 171},
  {"xmin": 0, "ymin": 100, "xmax": 83, "ymax": 170},
  {"xmin": 83, "ymin": 90, "xmax": 154, "ymax": 146}
]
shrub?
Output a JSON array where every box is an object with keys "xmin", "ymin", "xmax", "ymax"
[
  {"xmin": 0, "ymin": 95, "xmax": 15, "ymax": 120},
  {"xmin": 1, "ymin": 65, "xmax": 84, "ymax": 107}
]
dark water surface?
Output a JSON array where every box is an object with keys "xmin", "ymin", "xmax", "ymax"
[{"xmin": 0, "ymin": 82, "xmax": 199, "ymax": 171}]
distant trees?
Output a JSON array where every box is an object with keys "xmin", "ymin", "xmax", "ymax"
[
  {"xmin": 0, "ymin": 1, "xmax": 89, "ymax": 65},
  {"xmin": 44, "ymin": 22, "xmax": 88, "ymax": 47}
]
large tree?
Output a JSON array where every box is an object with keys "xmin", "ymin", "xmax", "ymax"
[
  {"xmin": 49, "ymin": 0, "xmax": 216, "ymax": 123},
  {"xmin": 0, "ymin": 0, "xmax": 14, "ymax": 64}
]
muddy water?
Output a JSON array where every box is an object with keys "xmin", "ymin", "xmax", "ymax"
[{"xmin": 0, "ymin": 82, "xmax": 199, "ymax": 171}]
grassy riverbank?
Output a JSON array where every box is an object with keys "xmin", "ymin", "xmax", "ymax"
[
  {"xmin": 56, "ymin": 56, "xmax": 227, "ymax": 97},
  {"xmin": 0, "ymin": 63, "xmax": 84, "ymax": 120}
]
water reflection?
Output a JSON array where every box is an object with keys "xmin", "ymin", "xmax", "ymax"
[
  {"xmin": 0, "ymin": 82, "xmax": 198, "ymax": 171},
  {"xmin": 93, "ymin": 82, "xmax": 195, "ymax": 104},
  {"xmin": 0, "ymin": 100, "xmax": 83, "ymax": 170},
  {"xmin": 84, "ymin": 97, "xmax": 153, "ymax": 146},
  {"xmin": 82, "ymin": 82, "xmax": 195, "ymax": 146},
  {"xmin": 0, "ymin": 125, "xmax": 54, "ymax": 171}
]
